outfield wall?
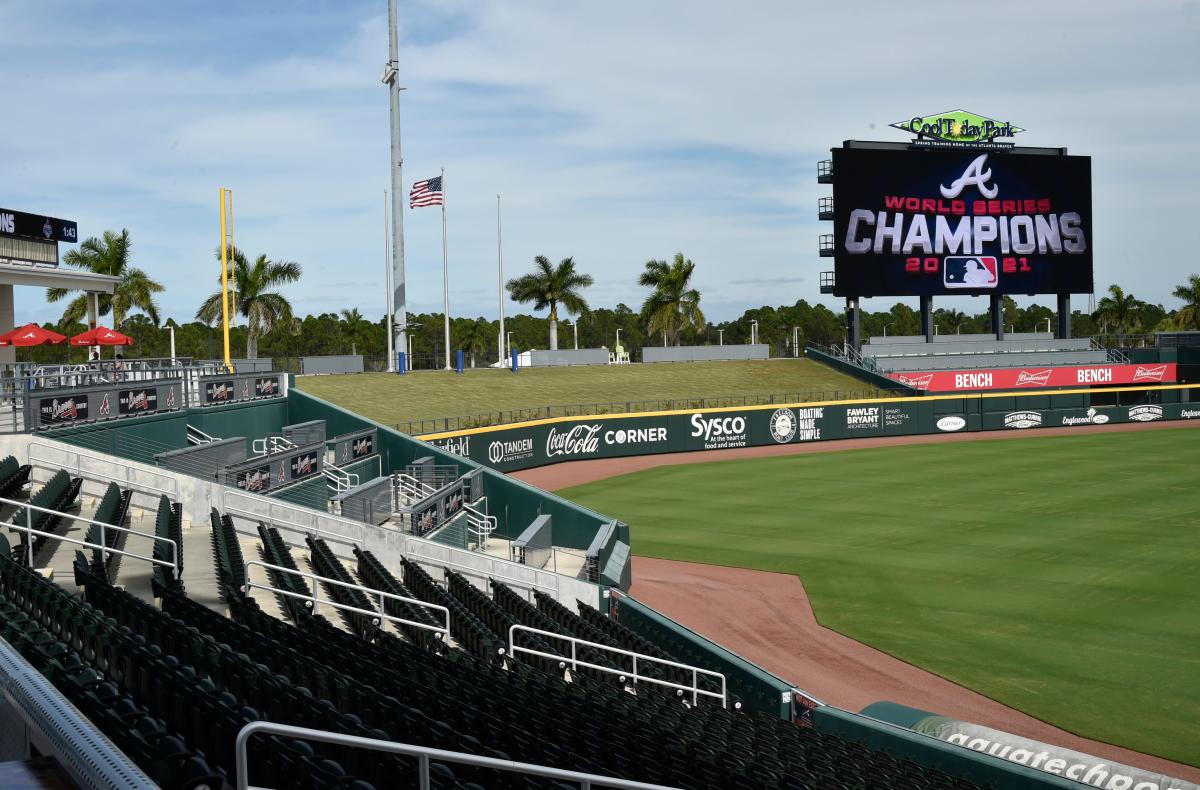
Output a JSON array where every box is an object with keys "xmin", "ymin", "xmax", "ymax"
[{"xmin": 418, "ymin": 384, "xmax": 1200, "ymax": 472}]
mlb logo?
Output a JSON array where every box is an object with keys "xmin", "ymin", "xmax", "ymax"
[{"xmin": 944, "ymin": 256, "xmax": 998, "ymax": 289}]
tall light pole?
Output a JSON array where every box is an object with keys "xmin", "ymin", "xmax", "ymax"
[
  {"xmin": 883, "ymin": 322, "xmax": 893, "ymax": 337},
  {"xmin": 506, "ymin": 331, "xmax": 513, "ymax": 358},
  {"xmin": 615, "ymin": 328, "xmax": 622, "ymax": 349},
  {"xmin": 384, "ymin": 0, "xmax": 408, "ymax": 370},
  {"xmin": 572, "ymin": 320, "xmax": 578, "ymax": 350},
  {"xmin": 383, "ymin": 190, "xmax": 394, "ymax": 371},
  {"xmin": 718, "ymin": 328, "xmax": 724, "ymax": 346},
  {"xmin": 792, "ymin": 326, "xmax": 799, "ymax": 357},
  {"xmin": 750, "ymin": 320, "xmax": 759, "ymax": 345}
]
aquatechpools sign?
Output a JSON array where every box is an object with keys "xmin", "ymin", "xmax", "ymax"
[{"xmin": 418, "ymin": 386, "xmax": 1200, "ymax": 473}]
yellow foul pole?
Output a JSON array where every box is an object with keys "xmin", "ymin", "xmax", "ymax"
[{"xmin": 219, "ymin": 188, "xmax": 232, "ymax": 370}]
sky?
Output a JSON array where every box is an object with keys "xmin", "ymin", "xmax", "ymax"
[{"xmin": 3, "ymin": 0, "xmax": 1199, "ymax": 327}]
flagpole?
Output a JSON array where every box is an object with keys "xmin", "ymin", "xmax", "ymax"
[
  {"xmin": 441, "ymin": 167, "xmax": 451, "ymax": 370},
  {"xmin": 384, "ymin": 190, "xmax": 395, "ymax": 372},
  {"xmin": 497, "ymin": 193, "xmax": 505, "ymax": 366}
]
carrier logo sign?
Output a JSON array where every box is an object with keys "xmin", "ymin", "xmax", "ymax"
[
  {"xmin": 770, "ymin": 409, "xmax": 797, "ymax": 443},
  {"xmin": 944, "ymin": 256, "xmax": 998, "ymax": 289},
  {"xmin": 1015, "ymin": 369, "xmax": 1053, "ymax": 387},
  {"xmin": 936, "ymin": 416, "xmax": 966, "ymax": 432},
  {"xmin": 1132, "ymin": 365, "xmax": 1168, "ymax": 382},
  {"xmin": 546, "ymin": 424, "xmax": 602, "ymax": 458},
  {"xmin": 488, "ymin": 438, "xmax": 534, "ymax": 465},
  {"xmin": 1004, "ymin": 411, "xmax": 1042, "ymax": 429},
  {"xmin": 1128, "ymin": 405, "xmax": 1163, "ymax": 422},
  {"xmin": 691, "ymin": 413, "xmax": 748, "ymax": 449}
]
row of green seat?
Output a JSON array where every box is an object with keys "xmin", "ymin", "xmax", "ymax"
[
  {"xmin": 84, "ymin": 482, "xmax": 132, "ymax": 581},
  {"xmin": 353, "ymin": 546, "xmax": 447, "ymax": 651},
  {"xmin": 0, "ymin": 551, "xmax": 222, "ymax": 789},
  {"xmin": 0, "ymin": 455, "xmax": 31, "ymax": 498},
  {"xmin": 208, "ymin": 510, "xmax": 245, "ymax": 602},
  {"xmin": 444, "ymin": 569, "xmax": 564, "ymax": 675},
  {"xmin": 151, "ymin": 495, "xmax": 183, "ymax": 595},
  {"xmin": 256, "ymin": 523, "xmax": 312, "ymax": 621},
  {"xmin": 9, "ymin": 470, "xmax": 82, "ymax": 564},
  {"xmin": 397, "ymin": 556, "xmax": 506, "ymax": 662},
  {"xmin": 306, "ymin": 536, "xmax": 378, "ymax": 637}
]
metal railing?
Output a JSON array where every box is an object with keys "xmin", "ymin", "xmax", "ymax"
[
  {"xmin": 234, "ymin": 721, "xmax": 679, "ymax": 790},
  {"xmin": 186, "ymin": 424, "xmax": 219, "ymax": 445},
  {"xmin": 461, "ymin": 503, "xmax": 497, "ymax": 547},
  {"xmin": 251, "ymin": 435, "xmax": 296, "ymax": 456},
  {"xmin": 2, "ymin": 497, "xmax": 179, "ymax": 576},
  {"xmin": 28, "ymin": 441, "xmax": 180, "ymax": 499},
  {"xmin": 508, "ymin": 625, "xmax": 726, "ymax": 708},
  {"xmin": 400, "ymin": 388, "xmax": 890, "ymax": 435},
  {"xmin": 322, "ymin": 463, "xmax": 359, "ymax": 494},
  {"xmin": 222, "ymin": 489, "xmax": 366, "ymax": 548},
  {"xmin": 243, "ymin": 560, "xmax": 450, "ymax": 638},
  {"xmin": 394, "ymin": 472, "xmax": 436, "ymax": 506},
  {"xmin": 404, "ymin": 537, "xmax": 561, "ymax": 599}
]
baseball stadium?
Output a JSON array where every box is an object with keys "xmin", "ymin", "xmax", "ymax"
[{"xmin": 3, "ymin": 4, "xmax": 1200, "ymax": 790}]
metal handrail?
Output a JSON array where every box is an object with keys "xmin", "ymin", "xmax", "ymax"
[
  {"xmin": 186, "ymin": 424, "xmax": 219, "ymax": 445},
  {"xmin": 234, "ymin": 721, "xmax": 678, "ymax": 790},
  {"xmin": 28, "ymin": 441, "xmax": 180, "ymax": 499},
  {"xmin": 251, "ymin": 435, "xmax": 297, "ymax": 456},
  {"xmin": 3, "ymin": 518, "xmax": 178, "ymax": 574},
  {"xmin": 508, "ymin": 624, "xmax": 727, "ymax": 708},
  {"xmin": 222, "ymin": 489, "xmax": 366, "ymax": 547},
  {"xmin": 0, "ymin": 494, "xmax": 180, "ymax": 574},
  {"xmin": 242, "ymin": 560, "xmax": 449, "ymax": 639},
  {"xmin": 404, "ymin": 537, "xmax": 560, "ymax": 597}
]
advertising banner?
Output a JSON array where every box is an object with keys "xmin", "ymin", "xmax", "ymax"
[
  {"xmin": 30, "ymin": 381, "xmax": 183, "ymax": 431},
  {"xmin": 425, "ymin": 401, "xmax": 936, "ymax": 473},
  {"xmin": 831, "ymin": 146, "xmax": 1093, "ymax": 297},
  {"xmin": 889, "ymin": 363, "xmax": 1177, "ymax": 392},
  {"xmin": 331, "ymin": 428, "xmax": 378, "ymax": 465},
  {"xmin": 200, "ymin": 372, "xmax": 284, "ymax": 406},
  {"xmin": 420, "ymin": 386, "xmax": 1198, "ymax": 473},
  {"xmin": 219, "ymin": 442, "xmax": 324, "ymax": 494},
  {"xmin": 907, "ymin": 714, "xmax": 1196, "ymax": 790}
]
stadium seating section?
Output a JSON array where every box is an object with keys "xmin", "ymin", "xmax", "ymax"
[
  {"xmin": 0, "ymin": 481, "xmax": 992, "ymax": 790},
  {"xmin": 862, "ymin": 334, "xmax": 1111, "ymax": 372}
]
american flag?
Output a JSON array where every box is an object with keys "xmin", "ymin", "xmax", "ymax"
[{"xmin": 410, "ymin": 176, "xmax": 444, "ymax": 208}]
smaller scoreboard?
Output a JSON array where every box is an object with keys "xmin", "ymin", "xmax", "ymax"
[{"xmin": 830, "ymin": 147, "xmax": 1092, "ymax": 297}]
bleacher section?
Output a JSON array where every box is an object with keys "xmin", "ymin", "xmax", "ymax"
[
  {"xmin": 7, "ymin": 470, "xmax": 82, "ymax": 565},
  {"xmin": 863, "ymin": 334, "xmax": 1111, "ymax": 372}
]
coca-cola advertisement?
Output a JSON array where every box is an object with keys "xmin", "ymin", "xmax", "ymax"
[
  {"xmin": 236, "ymin": 465, "xmax": 272, "ymax": 492},
  {"xmin": 38, "ymin": 396, "xmax": 88, "ymax": 425},
  {"xmin": 118, "ymin": 388, "xmax": 158, "ymax": 416},
  {"xmin": 205, "ymin": 380, "xmax": 234, "ymax": 402}
]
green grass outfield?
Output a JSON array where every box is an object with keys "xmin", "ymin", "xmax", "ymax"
[
  {"xmin": 559, "ymin": 428, "xmax": 1200, "ymax": 767},
  {"xmin": 297, "ymin": 359, "xmax": 869, "ymax": 429}
]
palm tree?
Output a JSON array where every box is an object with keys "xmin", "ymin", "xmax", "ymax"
[
  {"xmin": 339, "ymin": 308, "xmax": 371, "ymax": 356},
  {"xmin": 196, "ymin": 247, "xmax": 302, "ymax": 359},
  {"xmin": 506, "ymin": 256, "xmax": 592, "ymax": 350},
  {"xmin": 48, "ymin": 229, "xmax": 164, "ymax": 327},
  {"xmin": 460, "ymin": 317, "xmax": 493, "ymax": 368},
  {"xmin": 1093, "ymin": 284, "xmax": 1146, "ymax": 343},
  {"xmin": 639, "ymin": 253, "xmax": 705, "ymax": 346},
  {"xmin": 1171, "ymin": 274, "xmax": 1200, "ymax": 330}
]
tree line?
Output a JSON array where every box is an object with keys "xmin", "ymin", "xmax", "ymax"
[{"xmin": 22, "ymin": 227, "xmax": 1200, "ymax": 365}]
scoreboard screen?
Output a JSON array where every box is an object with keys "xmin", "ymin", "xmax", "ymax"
[{"xmin": 830, "ymin": 147, "xmax": 1092, "ymax": 297}]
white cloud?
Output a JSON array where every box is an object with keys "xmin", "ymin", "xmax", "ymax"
[{"xmin": 2, "ymin": 0, "xmax": 1198, "ymax": 329}]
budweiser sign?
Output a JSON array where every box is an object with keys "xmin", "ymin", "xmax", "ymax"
[
  {"xmin": 888, "ymin": 363, "xmax": 1177, "ymax": 392},
  {"xmin": 1014, "ymin": 369, "xmax": 1053, "ymax": 387},
  {"xmin": 1132, "ymin": 365, "xmax": 1168, "ymax": 382}
]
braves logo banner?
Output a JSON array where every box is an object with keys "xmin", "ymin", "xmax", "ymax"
[
  {"xmin": 890, "ymin": 363, "xmax": 1177, "ymax": 392},
  {"xmin": 236, "ymin": 465, "xmax": 271, "ymax": 492},
  {"xmin": 289, "ymin": 451, "xmax": 319, "ymax": 479},
  {"xmin": 205, "ymin": 380, "xmax": 234, "ymax": 402},
  {"xmin": 38, "ymin": 396, "xmax": 88, "ymax": 425},
  {"xmin": 118, "ymin": 388, "xmax": 158, "ymax": 416},
  {"xmin": 831, "ymin": 147, "xmax": 1092, "ymax": 296}
]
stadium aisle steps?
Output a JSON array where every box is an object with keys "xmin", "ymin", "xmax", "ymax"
[{"xmin": 180, "ymin": 516, "xmax": 223, "ymax": 609}]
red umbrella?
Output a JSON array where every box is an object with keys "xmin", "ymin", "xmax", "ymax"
[
  {"xmin": 0, "ymin": 323, "xmax": 67, "ymax": 347},
  {"xmin": 69, "ymin": 326, "xmax": 135, "ymax": 347}
]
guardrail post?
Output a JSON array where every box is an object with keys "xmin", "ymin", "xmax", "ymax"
[
  {"xmin": 418, "ymin": 754, "xmax": 431, "ymax": 789},
  {"xmin": 100, "ymin": 522, "xmax": 107, "ymax": 567},
  {"xmin": 25, "ymin": 506, "xmax": 33, "ymax": 567}
]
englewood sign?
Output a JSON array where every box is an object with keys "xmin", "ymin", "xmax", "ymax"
[{"xmin": 420, "ymin": 386, "xmax": 1200, "ymax": 473}]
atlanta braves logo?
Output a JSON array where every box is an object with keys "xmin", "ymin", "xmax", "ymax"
[
  {"xmin": 99, "ymin": 393, "xmax": 111, "ymax": 417},
  {"xmin": 940, "ymin": 153, "xmax": 999, "ymax": 199}
]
